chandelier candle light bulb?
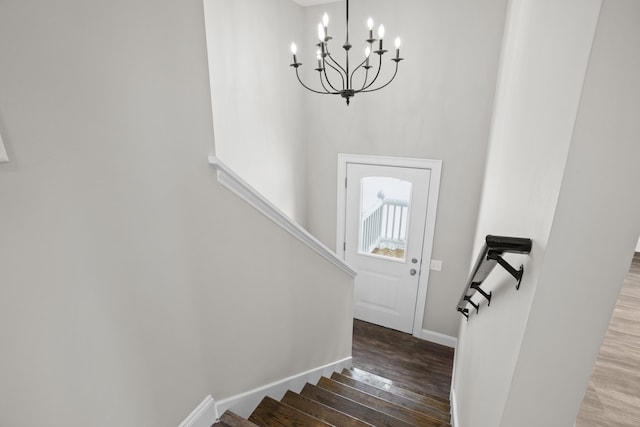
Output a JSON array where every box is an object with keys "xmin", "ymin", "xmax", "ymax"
[
  {"xmin": 288, "ymin": 0, "xmax": 404, "ymax": 105},
  {"xmin": 317, "ymin": 23, "xmax": 325, "ymax": 42},
  {"xmin": 322, "ymin": 13, "xmax": 330, "ymax": 40},
  {"xmin": 367, "ymin": 17, "xmax": 374, "ymax": 41},
  {"xmin": 378, "ymin": 24, "xmax": 385, "ymax": 50}
]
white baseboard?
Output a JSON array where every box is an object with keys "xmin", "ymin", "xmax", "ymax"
[
  {"xmin": 421, "ymin": 329, "xmax": 457, "ymax": 348},
  {"xmin": 451, "ymin": 388, "xmax": 459, "ymax": 427},
  {"xmin": 213, "ymin": 356, "xmax": 352, "ymax": 419},
  {"xmin": 178, "ymin": 395, "xmax": 216, "ymax": 427}
]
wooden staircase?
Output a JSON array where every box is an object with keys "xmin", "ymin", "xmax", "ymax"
[{"xmin": 213, "ymin": 367, "xmax": 451, "ymax": 427}]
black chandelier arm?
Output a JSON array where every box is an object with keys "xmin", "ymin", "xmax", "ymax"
[
  {"xmin": 294, "ymin": 67, "xmax": 334, "ymax": 95},
  {"xmin": 360, "ymin": 54, "xmax": 384, "ymax": 91},
  {"xmin": 318, "ymin": 70, "xmax": 336, "ymax": 94},
  {"xmin": 359, "ymin": 60, "xmax": 399, "ymax": 93},
  {"xmin": 325, "ymin": 52, "xmax": 347, "ymax": 77},
  {"xmin": 322, "ymin": 60, "xmax": 345, "ymax": 92},
  {"xmin": 349, "ymin": 55, "xmax": 370, "ymax": 90},
  {"xmin": 322, "ymin": 42, "xmax": 348, "ymax": 76},
  {"xmin": 359, "ymin": 68, "xmax": 370, "ymax": 91}
]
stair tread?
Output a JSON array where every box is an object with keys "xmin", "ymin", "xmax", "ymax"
[
  {"xmin": 346, "ymin": 367, "xmax": 451, "ymax": 407},
  {"xmin": 218, "ymin": 410, "xmax": 260, "ymax": 426},
  {"xmin": 281, "ymin": 390, "xmax": 373, "ymax": 427},
  {"xmin": 331, "ymin": 372, "xmax": 451, "ymax": 423},
  {"xmin": 341, "ymin": 369, "xmax": 451, "ymax": 412},
  {"xmin": 300, "ymin": 383, "xmax": 415, "ymax": 427},
  {"xmin": 249, "ymin": 396, "xmax": 330, "ymax": 427},
  {"xmin": 317, "ymin": 377, "xmax": 449, "ymax": 427}
]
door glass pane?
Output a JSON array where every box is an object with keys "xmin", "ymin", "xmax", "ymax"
[{"xmin": 359, "ymin": 177, "xmax": 412, "ymax": 261}]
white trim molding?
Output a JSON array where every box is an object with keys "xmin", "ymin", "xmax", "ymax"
[
  {"xmin": 336, "ymin": 154, "xmax": 443, "ymax": 338},
  {"xmin": 178, "ymin": 395, "xmax": 216, "ymax": 427},
  {"xmin": 209, "ymin": 155, "xmax": 356, "ymax": 278},
  {"xmin": 213, "ymin": 356, "xmax": 352, "ymax": 419},
  {"xmin": 0, "ymin": 131, "xmax": 8, "ymax": 163},
  {"xmin": 420, "ymin": 329, "xmax": 457, "ymax": 348},
  {"xmin": 451, "ymin": 388, "xmax": 460, "ymax": 427}
]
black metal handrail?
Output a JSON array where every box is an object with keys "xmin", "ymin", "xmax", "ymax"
[{"xmin": 457, "ymin": 235, "xmax": 532, "ymax": 320}]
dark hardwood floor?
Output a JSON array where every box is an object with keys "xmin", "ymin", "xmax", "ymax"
[
  {"xmin": 349, "ymin": 252, "xmax": 640, "ymax": 426},
  {"xmin": 351, "ymin": 319, "xmax": 455, "ymax": 402}
]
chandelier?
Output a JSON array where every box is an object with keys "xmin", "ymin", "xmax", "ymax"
[{"xmin": 289, "ymin": 0, "xmax": 403, "ymax": 106}]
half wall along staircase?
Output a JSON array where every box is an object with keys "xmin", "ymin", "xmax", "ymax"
[{"xmin": 214, "ymin": 367, "xmax": 451, "ymax": 426}]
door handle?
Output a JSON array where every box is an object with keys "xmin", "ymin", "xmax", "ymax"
[{"xmin": 410, "ymin": 269, "xmax": 417, "ymax": 276}]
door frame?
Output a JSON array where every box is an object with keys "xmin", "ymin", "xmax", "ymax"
[{"xmin": 336, "ymin": 154, "xmax": 442, "ymax": 338}]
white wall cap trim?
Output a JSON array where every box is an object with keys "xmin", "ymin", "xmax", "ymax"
[
  {"xmin": 209, "ymin": 155, "xmax": 357, "ymax": 278},
  {"xmin": 178, "ymin": 395, "xmax": 216, "ymax": 427}
]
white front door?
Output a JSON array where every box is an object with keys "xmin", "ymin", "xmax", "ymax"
[{"xmin": 344, "ymin": 163, "xmax": 431, "ymax": 333}]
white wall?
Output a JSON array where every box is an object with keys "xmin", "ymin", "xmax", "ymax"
[
  {"xmin": 500, "ymin": 1, "xmax": 640, "ymax": 424},
  {"xmin": 0, "ymin": 1, "xmax": 353, "ymax": 426},
  {"xmin": 204, "ymin": 0, "xmax": 308, "ymax": 225},
  {"xmin": 453, "ymin": 0, "xmax": 602, "ymax": 425},
  {"xmin": 453, "ymin": 0, "xmax": 640, "ymax": 426},
  {"xmin": 302, "ymin": 0, "xmax": 509, "ymax": 337}
]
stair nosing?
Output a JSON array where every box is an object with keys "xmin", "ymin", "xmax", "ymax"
[
  {"xmin": 346, "ymin": 367, "xmax": 451, "ymax": 406},
  {"xmin": 332, "ymin": 372, "xmax": 451, "ymax": 422},
  {"xmin": 301, "ymin": 382, "xmax": 418, "ymax": 427},
  {"xmin": 317, "ymin": 377, "xmax": 449, "ymax": 427},
  {"xmin": 281, "ymin": 390, "xmax": 375, "ymax": 427},
  {"xmin": 218, "ymin": 410, "xmax": 260, "ymax": 427},
  {"xmin": 248, "ymin": 395, "xmax": 331, "ymax": 427}
]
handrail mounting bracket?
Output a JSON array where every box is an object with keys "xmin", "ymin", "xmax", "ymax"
[
  {"xmin": 456, "ymin": 235, "xmax": 532, "ymax": 319},
  {"xmin": 463, "ymin": 295, "xmax": 480, "ymax": 314},
  {"xmin": 470, "ymin": 282, "xmax": 492, "ymax": 305},
  {"xmin": 487, "ymin": 251, "xmax": 525, "ymax": 290}
]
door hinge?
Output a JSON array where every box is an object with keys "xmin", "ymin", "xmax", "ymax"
[
  {"xmin": 343, "ymin": 242, "xmax": 346, "ymax": 251},
  {"xmin": 345, "ymin": 177, "xmax": 347, "ymax": 188}
]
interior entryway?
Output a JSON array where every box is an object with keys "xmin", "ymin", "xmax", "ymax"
[{"xmin": 337, "ymin": 154, "xmax": 442, "ymax": 336}]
